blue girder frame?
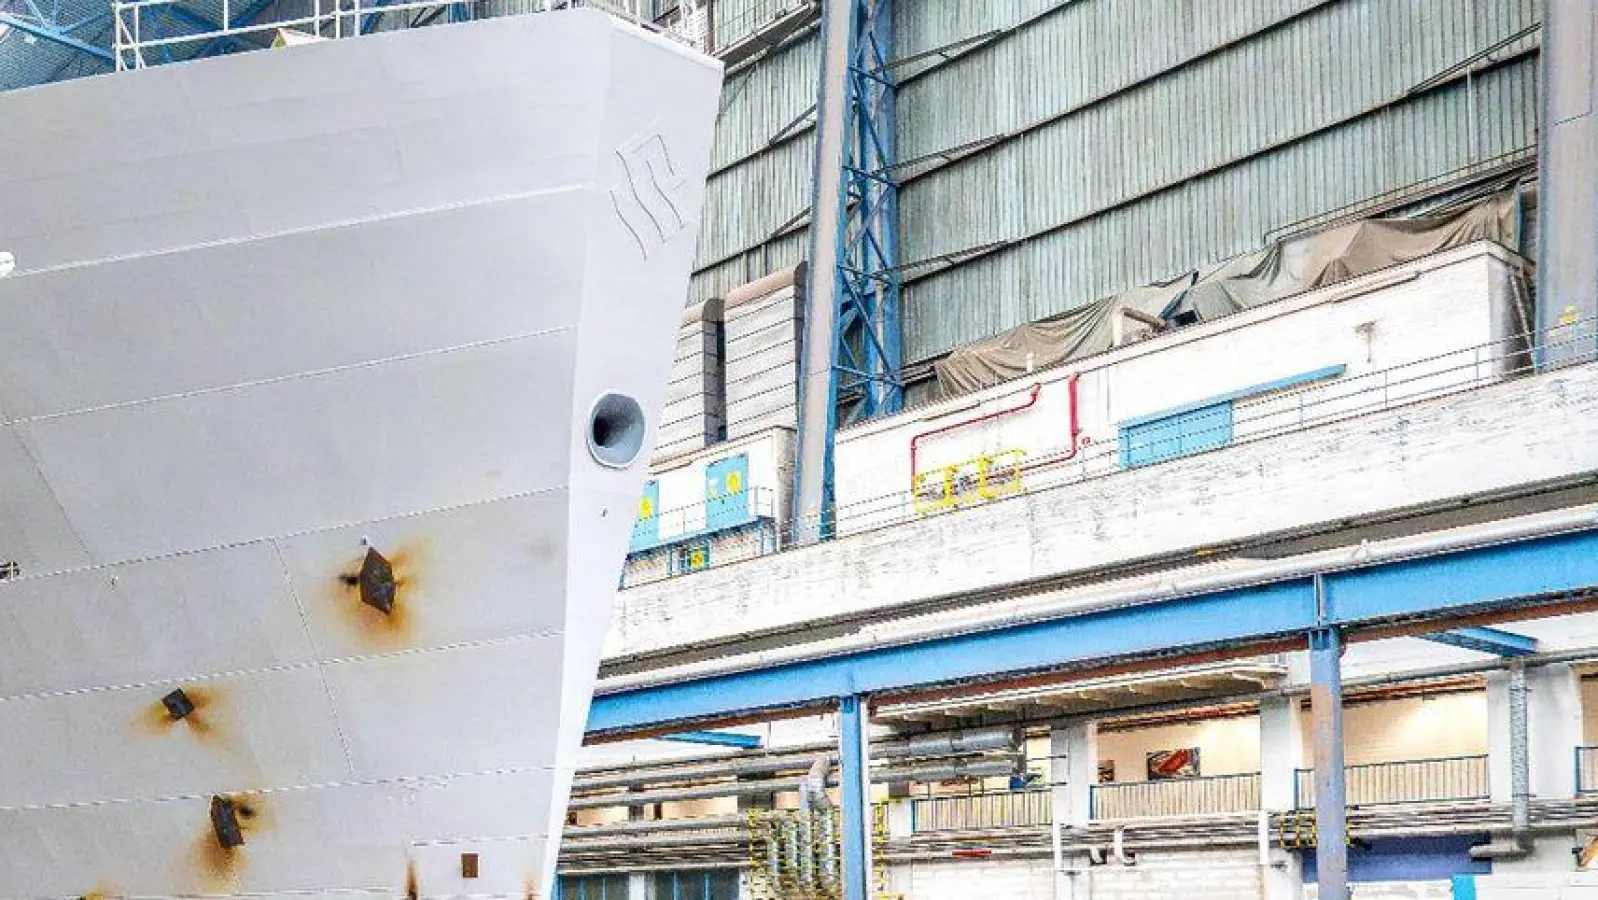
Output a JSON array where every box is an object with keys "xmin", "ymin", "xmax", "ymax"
[{"xmin": 588, "ymin": 524, "xmax": 1598, "ymax": 737}]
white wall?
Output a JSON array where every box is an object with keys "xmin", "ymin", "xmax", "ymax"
[
  {"xmin": 1471, "ymin": 872, "xmax": 1598, "ymax": 898},
  {"xmin": 1089, "ymin": 849, "xmax": 1263, "ymax": 900},
  {"xmin": 605, "ymin": 358, "xmax": 1598, "ymax": 663},
  {"xmin": 636, "ymin": 426, "xmax": 792, "ymax": 542},
  {"xmin": 833, "ymin": 243, "xmax": 1524, "ymax": 535},
  {"xmin": 1337, "ymin": 693, "xmax": 1489, "ymax": 766},
  {"xmin": 1302, "ymin": 883, "xmax": 1452, "ymax": 899},
  {"xmin": 1096, "ymin": 715, "xmax": 1261, "ymax": 782},
  {"xmin": 889, "ymin": 858, "xmax": 1054, "ymax": 900}
]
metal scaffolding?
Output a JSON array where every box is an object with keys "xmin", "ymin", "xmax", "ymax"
[{"xmin": 833, "ymin": 0, "xmax": 901, "ymax": 422}]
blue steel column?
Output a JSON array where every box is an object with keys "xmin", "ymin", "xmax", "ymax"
[
  {"xmin": 839, "ymin": 695, "xmax": 872, "ymax": 900},
  {"xmin": 1309, "ymin": 626, "xmax": 1347, "ymax": 900}
]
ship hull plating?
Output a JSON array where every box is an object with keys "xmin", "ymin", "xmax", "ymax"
[{"xmin": 0, "ymin": 12, "xmax": 720, "ymax": 899}]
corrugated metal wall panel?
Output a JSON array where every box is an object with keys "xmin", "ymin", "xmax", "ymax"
[
  {"xmin": 902, "ymin": 60, "xmax": 1539, "ymax": 360},
  {"xmin": 689, "ymin": 230, "xmax": 809, "ymax": 304},
  {"xmin": 696, "ymin": 131, "xmax": 815, "ymax": 272},
  {"xmin": 895, "ymin": 0, "xmax": 1542, "ymax": 361},
  {"xmin": 713, "ymin": 0, "xmax": 811, "ymax": 51},
  {"xmin": 710, "ymin": 30, "xmax": 819, "ymax": 168},
  {"xmin": 688, "ymin": 26, "xmax": 817, "ymax": 304}
]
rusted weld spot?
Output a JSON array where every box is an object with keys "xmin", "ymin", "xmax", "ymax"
[
  {"xmin": 192, "ymin": 793, "xmax": 267, "ymax": 889},
  {"xmin": 138, "ymin": 684, "xmax": 221, "ymax": 743},
  {"xmin": 162, "ymin": 688, "xmax": 196, "ymax": 720},
  {"xmin": 355, "ymin": 547, "xmax": 397, "ymax": 615},
  {"xmin": 334, "ymin": 541, "xmax": 424, "ymax": 646},
  {"xmin": 211, "ymin": 796, "xmax": 245, "ymax": 849}
]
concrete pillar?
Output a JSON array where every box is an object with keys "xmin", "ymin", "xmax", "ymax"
[
  {"xmin": 1049, "ymin": 721, "xmax": 1098, "ymax": 827},
  {"xmin": 791, "ymin": 0, "xmax": 853, "ymax": 545},
  {"xmin": 1536, "ymin": 0, "xmax": 1598, "ymax": 367},
  {"xmin": 1488, "ymin": 663, "xmax": 1583, "ymax": 802},
  {"xmin": 1049, "ymin": 721, "xmax": 1097, "ymax": 900},
  {"xmin": 1260, "ymin": 696, "xmax": 1307, "ymax": 812},
  {"xmin": 1259, "ymin": 696, "xmax": 1307, "ymax": 900}
]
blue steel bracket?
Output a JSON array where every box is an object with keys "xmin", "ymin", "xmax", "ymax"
[
  {"xmin": 0, "ymin": 11, "xmax": 114, "ymax": 62},
  {"xmin": 1419, "ymin": 626, "xmax": 1539, "ymax": 657},
  {"xmin": 657, "ymin": 730, "xmax": 765, "ymax": 749}
]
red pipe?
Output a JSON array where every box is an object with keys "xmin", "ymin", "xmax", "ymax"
[
  {"xmin": 909, "ymin": 383, "xmax": 1042, "ymax": 487},
  {"xmin": 1060, "ymin": 372, "xmax": 1083, "ymax": 462},
  {"xmin": 907, "ymin": 373, "xmax": 1083, "ymax": 485}
]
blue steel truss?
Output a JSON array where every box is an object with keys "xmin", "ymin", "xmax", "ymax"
[{"xmin": 831, "ymin": 0, "xmax": 902, "ymax": 423}]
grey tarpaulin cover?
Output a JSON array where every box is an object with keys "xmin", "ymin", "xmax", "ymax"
[{"xmin": 934, "ymin": 191, "xmax": 1521, "ymax": 397}]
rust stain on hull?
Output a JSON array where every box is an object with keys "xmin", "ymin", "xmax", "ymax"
[
  {"xmin": 135, "ymin": 684, "xmax": 227, "ymax": 747},
  {"xmin": 333, "ymin": 540, "xmax": 429, "ymax": 648},
  {"xmin": 188, "ymin": 793, "xmax": 269, "ymax": 891},
  {"xmin": 404, "ymin": 858, "xmax": 419, "ymax": 900}
]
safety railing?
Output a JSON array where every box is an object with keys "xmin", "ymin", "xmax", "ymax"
[
  {"xmin": 1089, "ymin": 773, "xmax": 1260, "ymax": 820},
  {"xmin": 621, "ymin": 486, "xmax": 779, "ymax": 587},
  {"xmin": 619, "ymin": 321, "xmax": 1594, "ymax": 587},
  {"xmin": 909, "ymin": 789, "xmax": 1052, "ymax": 833},
  {"xmin": 1576, "ymin": 746, "xmax": 1598, "ymax": 795},
  {"xmin": 1294, "ymin": 755, "xmax": 1489, "ymax": 809},
  {"xmin": 110, "ymin": 0, "xmax": 705, "ymax": 72}
]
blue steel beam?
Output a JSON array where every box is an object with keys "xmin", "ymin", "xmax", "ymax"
[
  {"xmin": 656, "ymin": 730, "xmax": 765, "ymax": 749},
  {"xmin": 0, "ymin": 12, "xmax": 113, "ymax": 61},
  {"xmin": 1420, "ymin": 626, "xmax": 1539, "ymax": 657},
  {"xmin": 587, "ymin": 526, "xmax": 1598, "ymax": 737}
]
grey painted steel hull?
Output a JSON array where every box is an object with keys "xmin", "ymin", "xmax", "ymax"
[{"xmin": 0, "ymin": 12, "xmax": 720, "ymax": 899}]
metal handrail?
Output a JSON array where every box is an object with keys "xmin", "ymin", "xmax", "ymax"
[
  {"xmin": 909, "ymin": 788, "xmax": 1052, "ymax": 833},
  {"xmin": 1575, "ymin": 746, "xmax": 1598, "ymax": 795},
  {"xmin": 1089, "ymin": 772, "xmax": 1261, "ymax": 820},
  {"xmin": 1294, "ymin": 754, "xmax": 1489, "ymax": 809}
]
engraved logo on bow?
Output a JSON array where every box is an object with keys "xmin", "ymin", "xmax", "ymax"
[{"xmin": 611, "ymin": 130, "xmax": 689, "ymax": 260}]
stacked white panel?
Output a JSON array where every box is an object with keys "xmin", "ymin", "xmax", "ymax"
[
  {"xmin": 724, "ymin": 272, "xmax": 804, "ymax": 439},
  {"xmin": 655, "ymin": 299, "xmax": 725, "ymax": 459}
]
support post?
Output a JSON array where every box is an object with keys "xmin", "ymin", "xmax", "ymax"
[
  {"xmin": 838, "ymin": 695, "xmax": 873, "ymax": 900},
  {"xmin": 1258, "ymin": 694, "xmax": 1306, "ymax": 900},
  {"xmin": 1536, "ymin": 0, "xmax": 1598, "ymax": 367},
  {"xmin": 1049, "ymin": 721, "xmax": 1097, "ymax": 900},
  {"xmin": 792, "ymin": 0, "xmax": 854, "ymax": 546},
  {"xmin": 1308, "ymin": 627, "xmax": 1347, "ymax": 900}
]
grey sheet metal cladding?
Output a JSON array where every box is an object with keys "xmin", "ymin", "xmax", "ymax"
[{"xmin": 0, "ymin": 12, "xmax": 721, "ymax": 899}]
